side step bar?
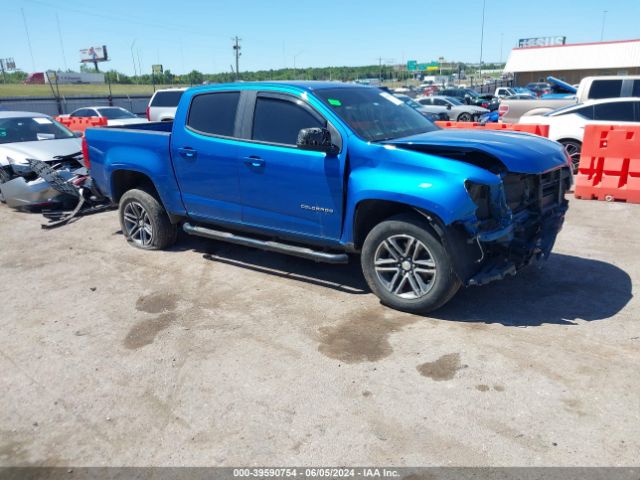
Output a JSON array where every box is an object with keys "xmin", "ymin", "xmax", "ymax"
[{"xmin": 183, "ymin": 222, "xmax": 349, "ymax": 264}]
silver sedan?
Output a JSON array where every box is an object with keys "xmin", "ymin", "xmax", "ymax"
[{"xmin": 416, "ymin": 96, "xmax": 488, "ymax": 122}]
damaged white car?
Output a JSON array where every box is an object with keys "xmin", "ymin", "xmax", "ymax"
[{"xmin": 0, "ymin": 111, "xmax": 85, "ymax": 208}]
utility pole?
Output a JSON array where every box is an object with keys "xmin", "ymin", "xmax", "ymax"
[
  {"xmin": 21, "ymin": 8, "xmax": 36, "ymax": 71},
  {"xmin": 55, "ymin": 13, "xmax": 68, "ymax": 71},
  {"xmin": 130, "ymin": 40, "xmax": 138, "ymax": 82},
  {"xmin": 479, "ymin": 0, "xmax": 486, "ymax": 82},
  {"xmin": 232, "ymin": 36, "xmax": 241, "ymax": 81},
  {"xmin": 378, "ymin": 57, "xmax": 383, "ymax": 82},
  {"xmin": 600, "ymin": 10, "xmax": 608, "ymax": 41}
]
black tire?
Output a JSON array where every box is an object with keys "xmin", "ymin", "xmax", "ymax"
[
  {"xmin": 457, "ymin": 112, "xmax": 473, "ymax": 122},
  {"xmin": 118, "ymin": 188, "xmax": 177, "ymax": 250},
  {"xmin": 361, "ymin": 213, "xmax": 461, "ymax": 314},
  {"xmin": 559, "ymin": 139, "xmax": 582, "ymax": 174},
  {"xmin": 0, "ymin": 168, "xmax": 11, "ymax": 203}
]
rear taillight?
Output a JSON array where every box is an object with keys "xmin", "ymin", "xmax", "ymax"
[
  {"xmin": 498, "ymin": 104, "xmax": 509, "ymax": 118},
  {"xmin": 481, "ymin": 102, "xmax": 489, "ymax": 108},
  {"xmin": 146, "ymin": 106, "xmax": 150, "ymax": 121},
  {"xmin": 81, "ymin": 136, "xmax": 90, "ymax": 170}
]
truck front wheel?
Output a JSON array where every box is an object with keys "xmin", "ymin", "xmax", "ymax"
[
  {"xmin": 119, "ymin": 188, "xmax": 177, "ymax": 250},
  {"xmin": 361, "ymin": 214, "xmax": 461, "ymax": 314}
]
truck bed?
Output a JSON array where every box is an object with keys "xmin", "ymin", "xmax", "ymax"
[{"xmin": 84, "ymin": 121, "xmax": 185, "ymax": 216}]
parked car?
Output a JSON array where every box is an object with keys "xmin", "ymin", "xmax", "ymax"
[
  {"xmin": 526, "ymin": 82, "xmax": 552, "ymax": 97},
  {"xmin": 0, "ymin": 111, "xmax": 84, "ymax": 206},
  {"xmin": 500, "ymin": 75, "xmax": 640, "ymax": 123},
  {"xmin": 439, "ymin": 88, "xmax": 498, "ymax": 111},
  {"xmin": 416, "ymin": 96, "xmax": 488, "ymax": 122},
  {"xmin": 146, "ymin": 88, "xmax": 187, "ymax": 121},
  {"xmin": 395, "ymin": 94, "xmax": 449, "ymax": 121},
  {"xmin": 84, "ymin": 81, "xmax": 572, "ymax": 314},
  {"xmin": 520, "ymin": 97, "xmax": 640, "ymax": 172},
  {"xmin": 68, "ymin": 106, "xmax": 147, "ymax": 126},
  {"xmin": 494, "ymin": 87, "xmax": 516, "ymax": 99}
]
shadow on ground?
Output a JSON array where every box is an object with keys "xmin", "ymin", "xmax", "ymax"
[{"xmin": 169, "ymin": 230, "xmax": 633, "ymax": 326}]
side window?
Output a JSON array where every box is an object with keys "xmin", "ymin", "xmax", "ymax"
[
  {"xmin": 632, "ymin": 80, "xmax": 640, "ymax": 97},
  {"xmin": 252, "ymin": 96, "xmax": 323, "ymax": 146},
  {"xmin": 570, "ymin": 105, "xmax": 594, "ymax": 119},
  {"xmin": 419, "ymin": 98, "xmax": 432, "ymax": 105},
  {"xmin": 71, "ymin": 109, "xmax": 88, "ymax": 117},
  {"xmin": 187, "ymin": 92, "xmax": 240, "ymax": 137},
  {"xmin": 588, "ymin": 80, "xmax": 623, "ymax": 99},
  {"xmin": 433, "ymin": 98, "xmax": 446, "ymax": 106},
  {"xmin": 593, "ymin": 102, "xmax": 635, "ymax": 122}
]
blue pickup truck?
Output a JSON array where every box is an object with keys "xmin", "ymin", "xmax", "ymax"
[{"xmin": 84, "ymin": 81, "xmax": 572, "ymax": 313}]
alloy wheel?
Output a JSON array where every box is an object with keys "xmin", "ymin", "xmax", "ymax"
[
  {"xmin": 123, "ymin": 201, "xmax": 153, "ymax": 247},
  {"xmin": 373, "ymin": 234, "xmax": 437, "ymax": 299}
]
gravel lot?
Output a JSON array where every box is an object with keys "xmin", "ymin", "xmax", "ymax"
[{"xmin": 0, "ymin": 198, "xmax": 638, "ymax": 466}]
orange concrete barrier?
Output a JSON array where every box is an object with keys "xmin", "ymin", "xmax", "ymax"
[
  {"xmin": 574, "ymin": 125, "xmax": 640, "ymax": 204},
  {"xmin": 54, "ymin": 116, "xmax": 108, "ymax": 133},
  {"xmin": 434, "ymin": 121, "xmax": 549, "ymax": 137}
]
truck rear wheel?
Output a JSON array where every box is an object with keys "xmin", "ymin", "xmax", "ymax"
[
  {"xmin": 119, "ymin": 188, "xmax": 177, "ymax": 250},
  {"xmin": 361, "ymin": 214, "xmax": 461, "ymax": 314}
]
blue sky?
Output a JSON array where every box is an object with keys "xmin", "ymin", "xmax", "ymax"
[{"xmin": 1, "ymin": 0, "xmax": 639, "ymax": 75}]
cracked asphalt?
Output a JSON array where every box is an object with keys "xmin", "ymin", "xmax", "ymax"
[{"xmin": 0, "ymin": 198, "xmax": 638, "ymax": 466}]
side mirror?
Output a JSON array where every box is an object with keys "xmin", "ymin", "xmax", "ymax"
[
  {"xmin": 73, "ymin": 131, "xmax": 84, "ymax": 138},
  {"xmin": 446, "ymin": 104, "xmax": 452, "ymax": 110},
  {"xmin": 297, "ymin": 127, "xmax": 338, "ymax": 155}
]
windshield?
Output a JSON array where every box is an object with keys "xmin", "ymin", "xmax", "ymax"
[
  {"xmin": 445, "ymin": 97, "xmax": 463, "ymax": 105},
  {"xmin": 464, "ymin": 89, "xmax": 480, "ymax": 97},
  {"xmin": 0, "ymin": 116, "xmax": 74, "ymax": 144},
  {"xmin": 97, "ymin": 107, "xmax": 137, "ymax": 119},
  {"xmin": 316, "ymin": 87, "xmax": 438, "ymax": 142}
]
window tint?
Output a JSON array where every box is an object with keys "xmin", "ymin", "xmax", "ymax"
[
  {"xmin": 588, "ymin": 80, "xmax": 623, "ymax": 99},
  {"xmin": 71, "ymin": 109, "xmax": 92, "ymax": 117},
  {"xmin": 632, "ymin": 80, "xmax": 640, "ymax": 97},
  {"xmin": 418, "ymin": 98, "xmax": 432, "ymax": 105},
  {"xmin": 433, "ymin": 98, "xmax": 447, "ymax": 106},
  {"xmin": 151, "ymin": 90, "xmax": 184, "ymax": 107},
  {"xmin": 570, "ymin": 105, "xmax": 594, "ymax": 119},
  {"xmin": 594, "ymin": 101, "xmax": 635, "ymax": 121},
  {"xmin": 252, "ymin": 96, "xmax": 323, "ymax": 145},
  {"xmin": 187, "ymin": 92, "xmax": 240, "ymax": 137}
]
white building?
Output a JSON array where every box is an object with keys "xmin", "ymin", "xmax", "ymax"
[{"xmin": 504, "ymin": 39, "xmax": 640, "ymax": 84}]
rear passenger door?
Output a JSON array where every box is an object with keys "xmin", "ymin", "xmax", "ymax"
[
  {"xmin": 170, "ymin": 90, "xmax": 243, "ymax": 222},
  {"xmin": 236, "ymin": 91, "xmax": 345, "ymax": 240}
]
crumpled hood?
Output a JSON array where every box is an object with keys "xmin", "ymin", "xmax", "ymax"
[
  {"xmin": 0, "ymin": 138, "xmax": 82, "ymax": 167},
  {"xmin": 385, "ymin": 129, "xmax": 568, "ymax": 174}
]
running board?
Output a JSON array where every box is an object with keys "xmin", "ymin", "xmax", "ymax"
[{"xmin": 183, "ymin": 223, "xmax": 349, "ymax": 264}]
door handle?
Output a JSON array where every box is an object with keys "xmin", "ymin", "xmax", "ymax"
[
  {"xmin": 178, "ymin": 147, "xmax": 197, "ymax": 160},
  {"xmin": 243, "ymin": 155, "xmax": 265, "ymax": 168}
]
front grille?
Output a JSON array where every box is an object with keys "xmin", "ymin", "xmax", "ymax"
[{"xmin": 503, "ymin": 168, "xmax": 565, "ymax": 214}]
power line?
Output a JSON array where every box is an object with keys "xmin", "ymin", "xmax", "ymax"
[{"xmin": 55, "ymin": 12, "xmax": 68, "ymax": 71}]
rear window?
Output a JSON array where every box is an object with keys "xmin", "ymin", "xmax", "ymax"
[
  {"xmin": 187, "ymin": 92, "xmax": 240, "ymax": 137},
  {"xmin": 593, "ymin": 101, "xmax": 635, "ymax": 122},
  {"xmin": 588, "ymin": 80, "xmax": 623, "ymax": 99},
  {"xmin": 150, "ymin": 91, "xmax": 184, "ymax": 107}
]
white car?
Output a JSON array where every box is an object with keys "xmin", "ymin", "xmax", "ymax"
[
  {"xmin": 68, "ymin": 106, "xmax": 147, "ymax": 126},
  {"xmin": 147, "ymin": 88, "xmax": 187, "ymax": 122},
  {"xmin": 416, "ymin": 95, "xmax": 488, "ymax": 122},
  {"xmin": 520, "ymin": 97, "xmax": 640, "ymax": 172}
]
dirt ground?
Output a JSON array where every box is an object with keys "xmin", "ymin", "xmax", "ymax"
[{"xmin": 0, "ymin": 198, "xmax": 638, "ymax": 466}]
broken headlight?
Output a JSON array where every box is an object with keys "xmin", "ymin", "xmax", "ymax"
[{"xmin": 465, "ymin": 180, "xmax": 491, "ymax": 221}]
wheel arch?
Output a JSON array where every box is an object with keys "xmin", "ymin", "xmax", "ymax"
[{"xmin": 352, "ymin": 199, "xmax": 446, "ymax": 250}]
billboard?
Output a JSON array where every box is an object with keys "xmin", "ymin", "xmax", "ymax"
[
  {"xmin": 152, "ymin": 64, "xmax": 163, "ymax": 74},
  {"xmin": 80, "ymin": 45, "xmax": 108, "ymax": 63},
  {"xmin": 518, "ymin": 36, "xmax": 566, "ymax": 48}
]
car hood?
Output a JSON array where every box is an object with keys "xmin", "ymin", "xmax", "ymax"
[
  {"xmin": 0, "ymin": 138, "xmax": 82, "ymax": 167},
  {"xmin": 384, "ymin": 129, "xmax": 568, "ymax": 174}
]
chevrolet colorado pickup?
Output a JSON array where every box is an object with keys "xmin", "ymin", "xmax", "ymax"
[{"xmin": 84, "ymin": 82, "xmax": 572, "ymax": 313}]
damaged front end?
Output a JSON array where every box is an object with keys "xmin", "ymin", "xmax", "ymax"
[
  {"xmin": 0, "ymin": 152, "xmax": 85, "ymax": 209},
  {"xmin": 448, "ymin": 167, "xmax": 572, "ymax": 287}
]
